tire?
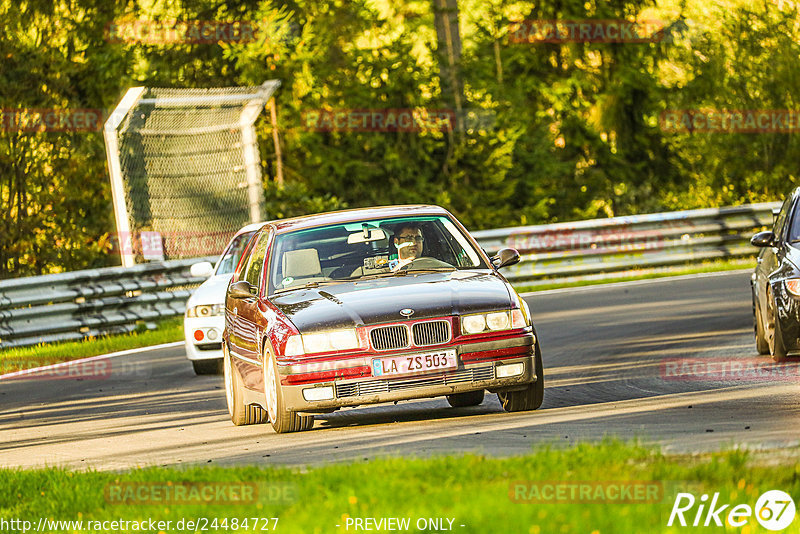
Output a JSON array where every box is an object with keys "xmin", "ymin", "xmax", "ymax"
[
  {"xmin": 263, "ymin": 348, "xmax": 314, "ymax": 433},
  {"xmin": 192, "ymin": 359, "xmax": 223, "ymax": 375},
  {"xmin": 766, "ymin": 289, "xmax": 788, "ymax": 363},
  {"xmin": 498, "ymin": 342, "xmax": 544, "ymax": 412},
  {"xmin": 753, "ymin": 293, "xmax": 770, "ymax": 356},
  {"xmin": 223, "ymin": 344, "xmax": 268, "ymax": 426},
  {"xmin": 446, "ymin": 390, "xmax": 485, "ymax": 408}
]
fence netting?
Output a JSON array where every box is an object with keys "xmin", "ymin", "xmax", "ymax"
[{"xmin": 107, "ymin": 82, "xmax": 279, "ymax": 262}]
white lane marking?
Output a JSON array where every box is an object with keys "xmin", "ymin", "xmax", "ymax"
[
  {"xmin": 520, "ymin": 269, "xmax": 753, "ymax": 297},
  {"xmin": 0, "ymin": 341, "xmax": 184, "ymax": 381}
]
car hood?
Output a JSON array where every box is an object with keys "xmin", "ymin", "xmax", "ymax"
[
  {"xmin": 187, "ymin": 273, "xmax": 233, "ymax": 307},
  {"xmin": 269, "ymin": 270, "xmax": 515, "ymax": 330}
]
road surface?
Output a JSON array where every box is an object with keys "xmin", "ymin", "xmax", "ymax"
[{"xmin": 1, "ymin": 271, "xmax": 798, "ymax": 470}]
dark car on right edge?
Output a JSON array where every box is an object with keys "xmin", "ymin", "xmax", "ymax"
[{"xmin": 751, "ymin": 186, "xmax": 800, "ymax": 361}]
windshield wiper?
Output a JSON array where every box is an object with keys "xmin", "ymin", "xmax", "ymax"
[
  {"xmin": 273, "ymin": 280, "xmax": 344, "ymax": 294},
  {"xmin": 354, "ymin": 271, "xmax": 408, "ymax": 281},
  {"xmin": 401, "ymin": 267, "xmax": 457, "ymax": 273}
]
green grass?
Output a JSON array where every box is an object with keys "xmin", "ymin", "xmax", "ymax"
[
  {"xmin": 1, "ymin": 440, "xmax": 797, "ymax": 533},
  {"xmin": 515, "ymin": 258, "xmax": 756, "ymax": 293},
  {"xmin": 0, "ymin": 317, "xmax": 184, "ymax": 375}
]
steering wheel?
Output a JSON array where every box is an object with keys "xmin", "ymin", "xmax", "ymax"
[{"xmin": 398, "ymin": 257, "xmax": 454, "ymax": 270}]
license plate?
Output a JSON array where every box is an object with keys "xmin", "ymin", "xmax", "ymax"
[{"xmin": 372, "ymin": 349, "xmax": 458, "ymax": 377}]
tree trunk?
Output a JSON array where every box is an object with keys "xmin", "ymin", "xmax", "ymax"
[{"xmin": 432, "ymin": 0, "xmax": 464, "ymax": 133}]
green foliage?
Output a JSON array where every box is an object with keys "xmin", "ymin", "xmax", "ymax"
[{"xmin": 0, "ymin": 0, "xmax": 796, "ymax": 277}]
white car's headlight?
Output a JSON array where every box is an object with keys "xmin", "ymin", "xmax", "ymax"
[
  {"xmin": 461, "ymin": 309, "xmax": 528, "ymax": 335},
  {"xmin": 284, "ymin": 328, "xmax": 362, "ymax": 356},
  {"xmin": 186, "ymin": 304, "xmax": 224, "ymax": 317}
]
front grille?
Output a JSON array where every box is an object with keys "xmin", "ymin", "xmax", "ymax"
[
  {"xmin": 335, "ymin": 364, "xmax": 495, "ymax": 398},
  {"xmin": 370, "ymin": 325, "xmax": 409, "ymax": 350},
  {"xmin": 412, "ymin": 320, "xmax": 450, "ymax": 346}
]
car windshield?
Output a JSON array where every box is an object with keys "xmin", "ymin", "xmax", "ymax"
[
  {"xmin": 268, "ymin": 215, "xmax": 488, "ymax": 294},
  {"xmin": 215, "ymin": 231, "xmax": 257, "ymax": 275},
  {"xmin": 789, "ymin": 203, "xmax": 800, "ymax": 243}
]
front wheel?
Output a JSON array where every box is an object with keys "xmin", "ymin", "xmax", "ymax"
[
  {"xmin": 223, "ymin": 344, "xmax": 267, "ymax": 426},
  {"xmin": 498, "ymin": 344, "xmax": 544, "ymax": 412},
  {"xmin": 766, "ymin": 290, "xmax": 788, "ymax": 363},
  {"xmin": 264, "ymin": 349, "xmax": 314, "ymax": 433},
  {"xmin": 753, "ymin": 293, "xmax": 770, "ymax": 356}
]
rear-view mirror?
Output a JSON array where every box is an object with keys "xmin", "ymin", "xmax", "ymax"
[
  {"xmin": 190, "ymin": 261, "xmax": 214, "ymax": 278},
  {"xmin": 347, "ymin": 228, "xmax": 387, "ymax": 244},
  {"xmin": 228, "ymin": 280, "xmax": 255, "ymax": 299},
  {"xmin": 491, "ymin": 248, "xmax": 521, "ymax": 269},
  {"xmin": 750, "ymin": 231, "xmax": 776, "ymax": 248}
]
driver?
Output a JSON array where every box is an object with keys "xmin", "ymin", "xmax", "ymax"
[{"xmin": 392, "ymin": 223, "xmax": 425, "ymax": 270}]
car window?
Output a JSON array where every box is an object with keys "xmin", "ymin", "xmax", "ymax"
[
  {"xmin": 243, "ymin": 233, "xmax": 269, "ymax": 290},
  {"xmin": 787, "ymin": 199, "xmax": 800, "ymax": 243},
  {"xmin": 215, "ymin": 231, "xmax": 257, "ymax": 275},
  {"xmin": 268, "ymin": 215, "xmax": 489, "ymax": 294},
  {"xmin": 773, "ymin": 197, "xmax": 793, "ymax": 241}
]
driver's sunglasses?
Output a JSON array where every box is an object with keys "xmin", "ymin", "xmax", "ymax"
[{"xmin": 397, "ymin": 235, "xmax": 424, "ymax": 243}]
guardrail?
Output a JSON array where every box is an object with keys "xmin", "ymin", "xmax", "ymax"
[
  {"xmin": 0, "ymin": 202, "xmax": 780, "ymax": 349},
  {"xmin": 472, "ymin": 201, "xmax": 780, "ymax": 286},
  {"xmin": 0, "ymin": 257, "xmax": 214, "ymax": 349}
]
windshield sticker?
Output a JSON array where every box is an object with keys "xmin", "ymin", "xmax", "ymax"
[
  {"xmin": 364, "ymin": 256, "xmax": 389, "ymax": 269},
  {"xmin": 281, "ymin": 276, "xmax": 294, "ymax": 287}
]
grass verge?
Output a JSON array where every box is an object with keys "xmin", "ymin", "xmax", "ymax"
[
  {"xmin": 515, "ymin": 258, "xmax": 756, "ymax": 293},
  {"xmin": 0, "ymin": 317, "xmax": 184, "ymax": 375},
  {"xmin": 1, "ymin": 440, "xmax": 797, "ymax": 533}
]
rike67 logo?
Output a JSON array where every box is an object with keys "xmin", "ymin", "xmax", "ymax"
[{"xmin": 668, "ymin": 490, "xmax": 796, "ymax": 530}]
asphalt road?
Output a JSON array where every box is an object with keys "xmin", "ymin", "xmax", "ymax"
[{"xmin": 2, "ymin": 270, "xmax": 799, "ymax": 471}]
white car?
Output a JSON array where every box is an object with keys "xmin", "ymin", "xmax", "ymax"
[{"xmin": 185, "ymin": 223, "xmax": 265, "ymax": 375}]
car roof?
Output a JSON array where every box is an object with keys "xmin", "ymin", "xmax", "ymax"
[
  {"xmin": 264, "ymin": 205, "xmax": 452, "ymax": 234},
  {"xmin": 234, "ymin": 221, "xmax": 269, "ymax": 236}
]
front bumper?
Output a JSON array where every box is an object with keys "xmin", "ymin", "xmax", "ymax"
[
  {"xmin": 280, "ymin": 334, "xmax": 536, "ymax": 412},
  {"xmin": 777, "ymin": 291, "xmax": 800, "ymax": 355},
  {"xmin": 183, "ymin": 315, "xmax": 225, "ymax": 361}
]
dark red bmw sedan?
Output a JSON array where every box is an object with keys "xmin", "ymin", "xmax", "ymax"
[{"xmin": 222, "ymin": 205, "xmax": 543, "ymax": 433}]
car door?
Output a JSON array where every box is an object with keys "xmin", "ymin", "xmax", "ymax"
[
  {"xmin": 757, "ymin": 196, "xmax": 794, "ymax": 320},
  {"xmin": 229, "ymin": 232, "xmax": 269, "ymax": 369}
]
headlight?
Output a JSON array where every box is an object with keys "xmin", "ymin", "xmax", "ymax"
[
  {"xmin": 786, "ymin": 279, "xmax": 800, "ymax": 297},
  {"xmin": 461, "ymin": 310, "xmax": 519, "ymax": 335},
  {"xmin": 486, "ymin": 311, "xmax": 510, "ymax": 330},
  {"xmin": 283, "ymin": 328, "xmax": 362, "ymax": 356},
  {"xmin": 186, "ymin": 304, "xmax": 224, "ymax": 317},
  {"xmin": 462, "ymin": 314, "xmax": 487, "ymax": 334}
]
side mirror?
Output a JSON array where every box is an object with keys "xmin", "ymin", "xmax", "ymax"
[
  {"xmin": 190, "ymin": 261, "xmax": 214, "ymax": 278},
  {"xmin": 491, "ymin": 248, "xmax": 520, "ymax": 269},
  {"xmin": 228, "ymin": 280, "xmax": 255, "ymax": 299},
  {"xmin": 750, "ymin": 231, "xmax": 776, "ymax": 248}
]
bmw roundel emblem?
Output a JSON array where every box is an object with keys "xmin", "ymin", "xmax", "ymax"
[{"xmin": 400, "ymin": 308, "xmax": 414, "ymax": 317}]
